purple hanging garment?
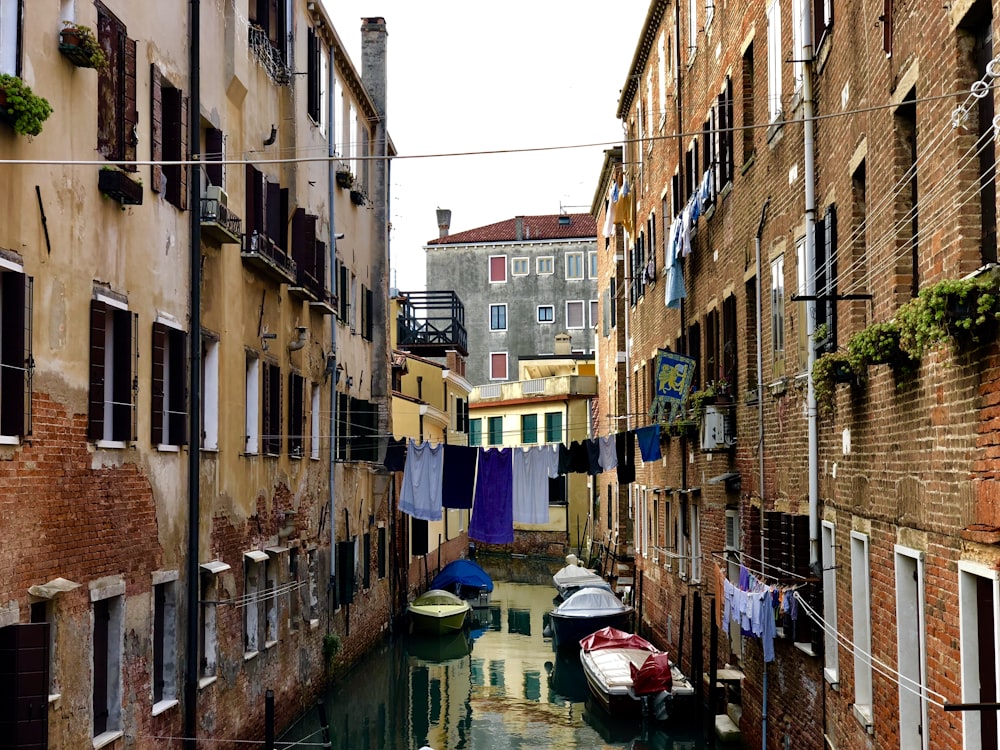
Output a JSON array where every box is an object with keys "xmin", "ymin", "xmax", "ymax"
[
  {"xmin": 442, "ymin": 444, "xmax": 477, "ymax": 509},
  {"xmin": 469, "ymin": 447, "xmax": 513, "ymax": 544}
]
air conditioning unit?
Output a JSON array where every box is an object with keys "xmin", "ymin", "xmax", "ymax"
[
  {"xmin": 206, "ymin": 185, "xmax": 228, "ymax": 206},
  {"xmin": 701, "ymin": 404, "xmax": 735, "ymax": 451}
]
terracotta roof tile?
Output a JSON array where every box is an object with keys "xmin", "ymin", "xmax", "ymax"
[{"xmin": 426, "ymin": 213, "xmax": 597, "ymax": 246}]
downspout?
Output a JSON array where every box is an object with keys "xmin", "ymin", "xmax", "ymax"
[
  {"xmin": 801, "ymin": 0, "xmax": 820, "ymax": 571},
  {"xmin": 184, "ymin": 0, "xmax": 201, "ymax": 747},
  {"xmin": 327, "ymin": 35, "xmax": 338, "ymax": 626},
  {"xmin": 755, "ymin": 197, "xmax": 770, "ymax": 750}
]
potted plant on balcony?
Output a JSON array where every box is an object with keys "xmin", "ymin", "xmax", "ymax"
[
  {"xmin": 812, "ymin": 350, "xmax": 858, "ymax": 414},
  {"xmin": 896, "ymin": 273, "xmax": 999, "ymax": 358},
  {"xmin": 0, "ymin": 74, "xmax": 53, "ymax": 137},
  {"xmin": 99, "ymin": 166, "xmax": 144, "ymax": 206},
  {"xmin": 335, "ymin": 167, "xmax": 353, "ymax": 189},
  {"xmin": 59, "ymin": 21, "xmax": 108, "ymax": 70}
]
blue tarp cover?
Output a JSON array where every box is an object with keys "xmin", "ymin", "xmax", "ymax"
[{"xmin": 431, "ymin": 558, "xmax": 494, "ymax": 595}]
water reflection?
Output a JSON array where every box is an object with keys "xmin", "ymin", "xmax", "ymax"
[{"xmin": 280, "ymin": 565, "xmax": 708, "ymax": 750}]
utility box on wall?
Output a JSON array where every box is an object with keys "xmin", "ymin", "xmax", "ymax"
[{"xmin": 701, "ymin": 404, "xmax": 735, "ymax": 452}]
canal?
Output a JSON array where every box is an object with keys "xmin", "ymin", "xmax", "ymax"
[{"xmin": 280, "ymin": 556, "xmax": 710, "ymax": 749}]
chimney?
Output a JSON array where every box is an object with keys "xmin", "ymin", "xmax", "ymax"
[
  {"xmin": 515, "ymin": 216, "xmax": 524, "ymax": 241},
  {"xmin": 554, "ymin": 333, "xmax": 572, "ymax": 355},
  {"xmin": 361, "ymin": 18, "xmax": 388, "ymax": 121},
  {"xmin": 436, "ymin": 208, "xmax": 452, "ymax": 238}
]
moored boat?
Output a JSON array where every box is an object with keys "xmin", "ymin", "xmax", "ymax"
[
  {"xmin": 430, "ymin": 558, "xmax": 494, "ymax": 602},
  {"xmin": 547, "ymin": 586, "xmax": 633, "ymax": 649},
  {"xmin": 552, "ymin": 562, "xmax": 612, "ymax": 600},
  {"xmin": 408, "ymin": 589, "xmax": 471, "ymax": 635},
  {"xmin": 579, "ymin": 627, "xmax": 694, "ymax": 721}
]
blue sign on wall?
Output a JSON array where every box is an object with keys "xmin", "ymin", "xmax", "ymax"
[{"xmin": 649, "ymin": 349, "xmax": 696, "ymax": 422}]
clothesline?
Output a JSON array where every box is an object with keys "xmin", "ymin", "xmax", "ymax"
[{"xmin": 711, "ymin": 550, "xmax": 813, "ymax": 584}]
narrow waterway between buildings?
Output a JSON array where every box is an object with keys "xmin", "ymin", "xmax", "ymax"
[{"xmin": 280, "ymin": 556, "xmax": 713, "ymax": 750}]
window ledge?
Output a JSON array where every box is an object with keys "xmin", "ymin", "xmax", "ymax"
[
  {"xmin": 244, "ymin": 650, "xmax": 259, "ymax": 662},
  {"xmin": 0, "ymin": 435, "xmax": 18, "ymax": 445},
  {"xmin": 766, "ymin": 120, "xmax": 784, "ymax": 146},
  {"xmin": 265, "ymin": 639, "xmax": 278, "ymax": 650},
  {"xmin": 310, "ymin": 454, "xmax": 320, "ymax": 461},
  {"xmin": 198, "ymin": 675, "xmax": 218, "ymax": 690},
  {"xmin": 852, "ymin": 704, "xmax": 874, "ymax": 734},
  {"xmin": 48, "ymin": 693, "xmax": 62, "ymax": 708},
  {"xmin": 201, "ymin": 446, "xmax": 219, "ymax": 453},
  {"xmin": 309, "ymin": 618, "xmax": 320, "ymax": 630},
  {"xmin": 793, "ymin": 641, "xmax": 817, "ymax": 657},
  {"xmin": 824, "ymin": 667, "xmax": 839, "ymax": 689},
  {"xmin": 96, "ymin": 440, "xmax": 127, "ymax": 450},
  {"xmin": 152, "ymin": 698, "xmax": 179, "ymax": 717},
  {"xmin": 156, "ymin": 444, "xmax": 181, "ymax": 453},
  {"xmin": 741, "ymin": 153, "xmax": 756, "ymax": 175},
  {"xmin": 93, "ymin": 730, "xmax": 124, "ymax": 750}
]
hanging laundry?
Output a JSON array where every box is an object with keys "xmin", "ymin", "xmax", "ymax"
[
  {"xmin": 680, "ymin": 203, "xmax": 693, "ymax": 257},
  {"xmin": 664, "ymin": 216, "xmax": 686, "ymax": 310},
  {"xmin": 615, "ymin": 431, "xmax": 636, "ymax": 484},
  {"xmin": 469, "ymin": 447, "xmax": 514, "ymax": 544},
  {"xmin": 604, "ymin": 182, "xmax": 618, "ymax": 238},
  {"xmin": 512, "ymin": 445, "xmax": 558, "ymax": 524},
  {"xmin": 698, "ymin": 169, "xmax": 713, "ymax": 209},
  {"xmin": 399, "ymin": 439, "xmax": 444, "ymax": 521},
  {"xmin": 557, "ymin": 443, "xmax": 573, "ymax": 475},
  {"xmin": 585, "ymin": 438, "xmax": 602, "ymax": 475},
  {"xmin": 634, "ymin": 424, "xmax": 662, "ymax": 462},
  {"xmin": 383, "ymin": 436, "xmax": 407, "ymax": 472},
  {"xmin": 441, "ymin": 444, "xmax": 478, "ymax": 509},
  {"xmin": 598, "ymin": 435, "xmax": 618, "ymax": 472}
]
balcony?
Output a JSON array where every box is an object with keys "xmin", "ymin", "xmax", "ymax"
[
  {"xmin": 472, "ymin": 375, "xmax": 598, "ymax": 403},
  {"xmin": 240, "ymin": 231, "xmax": 297, "ymax": 285},
  {"xmin": 396, "ymin": 290, "xmax": 468, "ymax": 357},
  {"xmin": 200, "ymin": 197, "xmax": 242, "ymax": 244},
  {"xmin": 287, "ymin": 268, "xmax": 337, "ymax": 315}
]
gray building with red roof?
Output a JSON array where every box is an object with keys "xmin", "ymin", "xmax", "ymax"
[{"xmin": 424, "ymin": 211, "xmax": 598, "ymax": 386}]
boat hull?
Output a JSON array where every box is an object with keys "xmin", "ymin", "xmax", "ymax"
[
  {"xmin": 408, "ymin": 604, "xmax": 470, "ymax": 635},
  {"xmin": 548, "ymin": 610, "xmax": 633, "ymax": 649}
]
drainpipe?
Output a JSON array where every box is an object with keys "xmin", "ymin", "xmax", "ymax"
[
  {"xmin": 184, "ymin": 0, "xmax": 201, "ymax": 747},
  {"xmin": 801, "ymin": 0, "xmax": 820, "ymax": 571},
  {"xmin": 327, "ymin": 34, "xmax": 338, "ymax": 623},
  {"xmin": 755, "ymin": 197, "xmax": 770, "ymax": 750}
]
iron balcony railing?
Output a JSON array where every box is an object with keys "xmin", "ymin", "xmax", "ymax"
[
  {"xmin": 396, "ymin": 290, "xmax": 468, "ymax": 355},
  {"xmin": 200, "ymin": 197, "xmax": 243, "ymax": 240},
  {"xmin": 241, "ymin": 230, "xmax": 297, "ymax": 282}
]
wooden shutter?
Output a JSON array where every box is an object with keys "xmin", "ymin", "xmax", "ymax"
[
  {"xmin": 151, "ymin": 322, "xmax": 166, "ymax": 443},
  {"xmin": 337, "ymin": 541, "xmax": 355, "ymax": 604},
  {"xmin": 150, "ymin": 65, "xmax": 164, "ymax": 193},
  {"xmin": 265, "ymin": 180, "xmax": 280, "ymax": 244},
  {"xmin": 88, "ymin": 300, "xmax": 107, "ymax": 440},
  {"xmin": 178, "ymin": 95, "xmax": 189, "ymax": 210},
  {"xmin": 205, "ymin": 128, "xmax": 224, "ymax": 187},
  {"xmin": 245, "ymin": 164, "xmax": 260, "ymax": 237},
  {"xmin": 0, "ymin": 272, "xmax": 25, "ymax": 437},
  {"xmin": 288, "ymin": 372, "xmax": 303, "ymax": 457},
  {"xmin": 882, "ymin": 0, "xmax": 893, "ymax": 54},
  {"xmin": 96, "ymin": 4, "xmax": 121, "ymax": 159},
  {"xmin": 0, "ymin": 622, "xmax": 49, "ymax": 749},
  {"xmin": 124, "ymin": 36, "xmax": 138, "ymax": 168},
  {"xmin": 363, "ymin": 533, "xmax": 371, "ymax": 589},
  {"xmin": 377, "ymin": 526, "xmax": 386, "ymax": 579},
  {"xmin": 93, "ymin": 600, "xmax": 110, "ymax": 734},
  {"xmin": 365, "ymin": 287, "xmax": 374, "ymax": 341},
  {"xmin": 111, "ymin": 309, "xmax": 135, "ymax": 442},
  {"xmin": 278, "ymin": 187, "xmax": 289, "ymax": 253},
  {"xmin": 169, "ymin": 329, "xmax": 188, "ymax": 445},
  {"xmin": 263, "ymin": 362, "xmax": 281, "ymax": 455},
  {"xmin": 315, "ymin": 241, "xmax": 327, "ymax": 294},
  {"xmin": 307, "ymin": 28, "xmax": 320, "ymax": 121}
]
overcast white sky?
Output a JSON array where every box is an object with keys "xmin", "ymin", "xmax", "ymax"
[{"xmin": 323, "ymin": 1, "xmax": 651, "ymax": 291}]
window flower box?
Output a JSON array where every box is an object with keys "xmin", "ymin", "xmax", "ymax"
[
  {"xmin": 59, "ymin": 23, "xmax": 108, "ymax": 70},
  {"xmin": 0, "ymin": 74, "xmax": 53, "ymax": 136},
  {"xmin": 99, "ymin": 168, "xmax": 144, "ymax": 205}
]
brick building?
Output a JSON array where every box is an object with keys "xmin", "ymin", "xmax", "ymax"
[
  {"xmin": 596, "ymin": 0, "xmax": 1000, "ymax": 748},
  {"xmin": 0, "ymin": 2, "xmax": 394, "ymax": 746}
]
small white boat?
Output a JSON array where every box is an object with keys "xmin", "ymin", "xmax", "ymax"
[
  {"xmin": 547, "ymin": 587, "xmax": 633, "ymax": 649},
  {"xmin": 408, "ymin": 589, "xmax": 471, "ymax": 635},
  {"xmin": 552, "ymin": 563, "xmax": 611, "ymax": 600}
]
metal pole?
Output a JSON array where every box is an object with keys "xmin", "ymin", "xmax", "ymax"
[
  {"xmin": 316, "ymin": 700, "xmax": 332, "ymax": 749},
  {"xmin": 709, "ymin": 597, "xmax": 719, "ymax": 748},
  {"xmin": 264, "ymin": 689, "xmax": 274, "ymax": 749}
]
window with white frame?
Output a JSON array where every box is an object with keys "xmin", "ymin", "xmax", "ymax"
[
  {"xmin": 676, "ymin": 501, "xmax": 686, "ymax": 578},
  {"xmin": 565, "ymin": 252, "xmax": 584, "ymax": 280},
  {"xmin": 152, "ymin": 574, "xmax": 178, "ymax": 711},
  {"xmin": 27, "ymin": 599, "xmax": 56, "ymax": 700},
  {"xmin": 767, "ymin": 0, "xmax": 783, "ymax": 122},
  {"xmin": 512, "ymin": 257, "xmax": 529, "ymax": 275},
  {"xmin": 658, "ymin": 32, "xmax": 667, "ymax": 126},
  {"xmin": 265, "ymin": 549, "xmax": 287, "ymax": 647},
  {"xmin": 0, "ymin": 0, "xmax": 21, "ymax": 75},
  {"xmin": 771, "ymin": 255, "xmax": 785, "ymax": 376},
  {"xmin": 688, "ymin": 0, "xmax": 698, "ymax": 57},
  {"xmin": 490, "ymin": 304, "xmax": 507, "ymax": 331},
  {"xmin": 850, "ymin": 532, "xmax": 873, "ymax": 731},
  {"xmin": 306, "ymin": 548, "xmax": 320, "ymax": 625},
  {"xmin": 588, "ymin": 250, "xmax": 598, "ymax": 278},
  {"xmin": 791, "ymin": 0, "xmax": 804, "ymax": 92},
  {"xmin": 895, "ymin": 546, "xmax": 928, "ymax": 749},
  {"xmin": 959, "ymin": 560, "xmax": 1000, "ymax": 750},
  {"xmin": 91, "ymin": 586, "xmax": 124, "ymax": 739},
  {"xmin": 689, "ymin": 501, "xmax": 701, "ymax": 581},
  {"xmin": 245, "ymin": 354, "xmax": 260, "ymax": 454},
  {"xmin": 201, "ymin": 336, "xmax": 219, "ymax": 450},
  {"xmin": 0, "ymin": 259, "xmax": 32, "ymax": 442},
  {"xmin": 537, "ymin": 305, "xmax": 554, "ymax": 323},
  {"xmin": 88, "ymin": 295, "xmax": 137, "ymax": 445},
  {"xmin": 489, "ymin": 352, "xmax": 508, "ymax": 380},
  {"xmin": 152, "ymin": 320, "xmax": 188, "ymax": 448},
  {"xmin": 489, "ymin": 255, "xmax": 507, "ymax": 283},
  {"xmin": 566, "ymin": 301, "xmax": 585, "ymax": 329},
  {"xmin": 310, "ymin": 382, "xmax": 320, "ymax": 459},
  {"xmin": 244, "ymin": 551, "xmax": 267, "ymax": 656},
  {"xmin": 821, "ymin": 521, "xmax": 839, "ymax": 686},
  {"xmin": 589, "ymin": 300, "xmax": 599, "ymax": 329},
  {"xmin": 536, "ymin": 256, "xmax": 554, "ymax": 275},
  {"xmin": 199, "ymin": 561, "xmax": 228, "ymax": 686}
]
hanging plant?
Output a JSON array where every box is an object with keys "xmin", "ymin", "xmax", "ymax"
[
  {"xmin": 59, "ymin": 21, "xmax": 108, "ymax": 71},
  {"xmin": 0, "ymin": 74, "xmax": 53, "ymax": 137},
  {"xmin": 847, "ymin": 319, "xmax": 910, "ymax": 369},
  {"xmin": 896, "ymin": 273, "xmax": 999, "ymax": 359},
  {"xmin": 812, "ymin": 351, "xmax": 858, "ymax": 414}
]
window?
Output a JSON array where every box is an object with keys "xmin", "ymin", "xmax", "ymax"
[
  {"xmin": 894, "ymin": 90, "xmax": 918, "ymax": 297},
  {"xmin": 705, "ymin": 0, "xmax": 715, "ymax": 26},
  {"xmin": 305, "ymin": 549, "xmax": 319, "ymax": 624},
  {"xmin": 512, "ymin": 257, "xmax": 529, "ymax": 275},
  {"xmin": 262, "ymin": 361, "xmax": 281, "ymax": 455},
  {"xmin": 821, "ymin": 522, "xmax": 839, "ymax": 686},
  {"xmin": 489, "ymin": 352, "xmax": 508, "ymax": 381},
  {"xmin": 201, "ymin": 336, "xmax": 219, "ymax": 450},
  {"xmin": 204, "ymin": 127, "xmax": 226, "ymax": 189},
  {"xmin": 0, "ymin": 0, "xmax": 22, "ymax": 75},
  {"xmin": 609, "ymin": 277, "xmax": 618, "ymax": 328},
  {"xmin": 565, "ymin": 252, "xmax": 584, "ymax": 280},
  {"xmin": 536, "ymin": 256, "xmax": 554, "ymax": 275},
  {"xmin": 766, "ymin": 0, "xmax": 782, "ymax": 122},
  {"xmin": 537, "ymin": 305, "xmax": 554, "ymax": 323},
  {"xmin": 490, "ymin": 304, "xmax": 507, "ymax": 331},
  {"xmin": 199, "ymin": 561, "xmax": 228, "ymax": 685},
  {"xmin": 244, "ymin": 552, "xmax": 267, "ymax": 656},
  {"xmin": 850, "ymin": 532, "xmax": 873, "ymax": 730},
  {"xmin": 770, "ymin": 255, "xmax": 785, "ymax": 376},
  {"xmin": 745, "ymin": 277, "xmax": 758, "ymax": 393},
  {"xmin": 97, "ymin": 2, "xmax": 138, "ymax": 168},
  {"xmin": 249, "ymin": 0, "xmax": 290, "ymax": 67},
  {"xmin": 363, "ymin": 533, "xmax": 372, "ymax": 589},
  {"xmin": 245, "ymin": 165, "xmax": 290, "ymax": 254},
  {"xmin": 150, "ymin": 66, "xmax": 188, "ymax": 209},
  {"xmin": 717, "ymin": 77, "xmax": 735, "ymax": 188},
  {"xmin": 306, "ymin": 26, "xmax": 323, "ymax": 124},
  {"xmin": 0, "ymin": 262, "xmax": 32, "ymax": 440},
  {"xmin": 688, "ymin": 502, "xmax": 701, "ymax": 581},
  {"xmin": 152, "ymin": 321, "xmax": 188, "ymax": 448},
  {"xmin": 292, "ymin": 209, "xmax": 328, "ymax": 299},
  {"xmin": 152, "ymin": 576, "xmax": 178, "ymax": 708},
  {"xmin": 590, "ymin": 300, "xmax": 599, "ymax": 329},
  {"xmin": 688, "ymin": 0, "xmax": 698, "ymax": 57},
  {"xmin": 310, "ymin": 382, "xmax": 321, "ymax": 459},
  {"xmin": 588, "ymin": 250, "xmax": 598, "ymax": 278},
  {"xmin": 360, "ymin": 286, "xmax": 374, "ymax": 341},
  {"xmin": 487, "ymin": 416, "xmax": 503, "ymax": 446},
  {"xmin": 742, "ymin": 43, "xmax": 755, "ymax": 162},
  {"xmin": 796, "ymin": 237, "xmax": 809, "ymax": 372},
  {"xmin": 88, "ymin": 297, "xmax": 137, "ymax": 445},
  {"xmin": 722, "ymin": 294, "xmax": 738, "ymax": 393},
  {"xmin": 92, "ymin": 589, "xmax": 124, "ymax": 738},
  {"xmin": 544, "ymin": 411, "xmax": 562, "ymax": 443},
  {"xmin": 27, "ymin": 601, "xmax": 55, "ymax": 700},
  {"xmin": 815, "ymin": 205, "xmax": 838, "ymax": 353},
  {"xmin": 792, "ymin": 0, "xmax": 804, "ymax": 92},
  {"xmin": 469, "ymin": 418, "xmax": 482, "ymax": 446},
  {"xmin": 489, "ymin": 255, "xmax": 507, "ymax": 283},
  {"xmin": 959, "ymin": 560, "xmax": 1000, "ymax": 749},
  {"xmin": 245, "ymin": 354, "xmax": 260, "ymax": 454},
  {"xmin": 814, "ymin": 0, "xmax": 833, "ymax": 48},
  {"xmin": 264, "ymin": 551, "xmax": 283, "ymax": 646},
  {"xmin": 521, "ymin": 414, "xmax": 537, "ymax": 444},
  {"xmin": 288, "ymin": 372, "xmax": 304, "ymax": 457},
  {"xmin": 895, "ymin": 546, "xmax": 927, "ymax": 747},
  {"xmin": 566, "ymin": 301, "xmax": 585, "ymax": 329}
]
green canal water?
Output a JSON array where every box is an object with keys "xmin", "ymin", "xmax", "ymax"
[{"xmin": 280, "ymin": 560, "xmax": 710, "ymax": 749}]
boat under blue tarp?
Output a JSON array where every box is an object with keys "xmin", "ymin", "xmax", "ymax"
[{"xmin": 431, "ymin": 558, "xmax": 494, "ymax": 600}]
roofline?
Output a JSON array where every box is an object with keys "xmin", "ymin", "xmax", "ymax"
[
  {"xmin": 616, "ymin": 0, "xmax": 670, "ymax": 120},
  {"xmin": 591, "ymin": 147, "xmax": 624, "ymax": 216},
  {"xmin": 423, "ymin": 235, "xmax": 598, "ymax": 251}
]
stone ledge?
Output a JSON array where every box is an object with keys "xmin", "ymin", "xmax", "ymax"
[{"xmin": 961, "ymin": 524, "xmax": 1000, "ymax": 545}]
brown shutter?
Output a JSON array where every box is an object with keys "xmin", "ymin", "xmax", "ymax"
[
  {"xmin": 266, "ymin": 180, "xmax": 280, "ymax": 243},
  {"xmin": 245, "ymin": 164, "xmax": 259, "ymax": 236},
  {"xmin": 96, "ymin": 4, "xmax": 118, "ymax": 158},
  {"xmin": 289, "ymin": 372, "xmax": 303, "ymax": 457},
  {"xmin": 315, "ymin": 240, "xmax": 327, "ymax": 293},
  {"xmin": 22, "ymin": 275, "xmax": 32, "ymax": 436},
  {"xmin": 279, "ymin": 187, "xmax": 290, "ymax": 253},
  {"xmin": 124, "ymin": 36, "xmax": 138, "ymax": 169},
  {"xmin": 110, "ymin": 309, "xmax": 135, "ymax": 441},
  {"xmin": 882, "ymin": 0, "xmax": 893, "ymax": 55},
  {"xmin": 169, "ymin": 329, "xmax": 188, "ymax": 445},
  {"xmin": 0, "ymin": 271, "xmax": 25, "ymax": 437},
  {"xmin": 178, "ymin": 95, "xmax": 189, "ymax": 210},
  {"xmin": 151, "ymin": 321, "xmax": 166, "ymax": 444},
  {"xmin": 88, "ymin": 300, "xmax": 107, "ymax": 440},
  {"xmin": 291, "ymin": 208, "xmax": 306, "ymax": 282},
  {"xmin": 150, "ymin": 64, "xmax": 164, "ymax": 193},
  {"xmin": 205, "ymin": 128, "xmax": 224, "ymax": 187}
]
